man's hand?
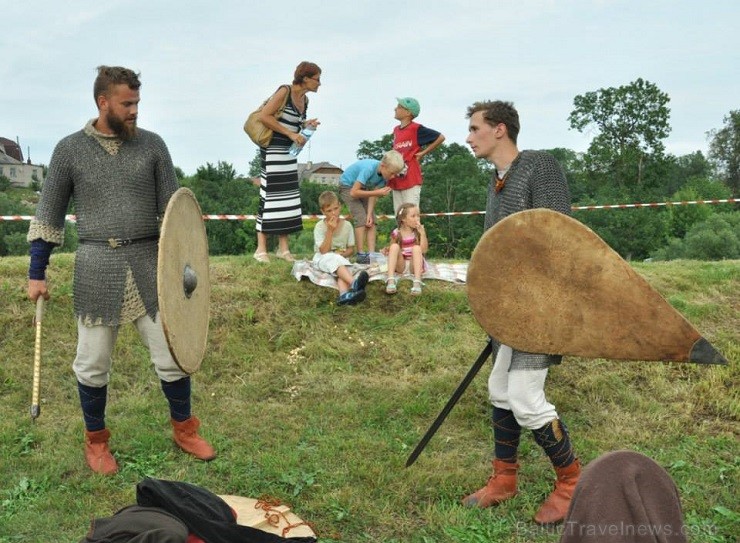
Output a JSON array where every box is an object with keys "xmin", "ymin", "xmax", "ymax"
[{"xmin": 28, "ymin": 279, "xmax": 50, "ymax": 301}]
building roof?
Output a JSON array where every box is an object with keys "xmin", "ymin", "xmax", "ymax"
[
  {"xmin": 0, "ymin": 147, "xmax": 22, "ymax": 165},
  {"xmin": 297, "ymin": 161, "xmax": 343, "ymax": 178},
  {"xmin": 0, "ymin": 137, "xmax": 23, "ymax": 162}
]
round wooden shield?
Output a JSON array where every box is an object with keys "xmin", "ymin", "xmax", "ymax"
[
  {"xmin": 467, "ymin": 209, "xmax": 726, "ymax": 364},
  {"xmin": 218, "ymin": 495, "xmax": 316, "ymax": 538},
  {"xmin": 157, "ymin": 187, "xmax": 210, "ymax": 373}
]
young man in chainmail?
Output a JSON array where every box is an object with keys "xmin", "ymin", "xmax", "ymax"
[
  {"xmin": 27, "ymin": 66, "xmax": 216, "ymax": 475},
  {"xmin": 462, "ymin": 100, "xmax": 580, "ymax": 525}
]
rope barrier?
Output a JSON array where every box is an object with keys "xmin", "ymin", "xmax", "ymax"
[{"xmin": 2, "ymin": 198, "xmax": 737, "ymax": 222}]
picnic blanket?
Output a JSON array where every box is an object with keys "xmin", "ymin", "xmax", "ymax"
[{"xmin": 290, "ymin": 258, "xmax": 468, "ymax": 291}]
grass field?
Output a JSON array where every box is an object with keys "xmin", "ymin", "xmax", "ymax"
[{"xmin": 0, "ymin": 254, "xmax": 738, "ymax": 542}]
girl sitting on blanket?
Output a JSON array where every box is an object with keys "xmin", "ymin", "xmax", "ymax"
[{"xmin": 385, "ymin": 203, "xmax": 428, "ymax": 296}]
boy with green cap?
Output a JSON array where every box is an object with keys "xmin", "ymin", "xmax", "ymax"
[{"xmin": 390, "ymin": 97, "xmax": 445, "ymax": 213}]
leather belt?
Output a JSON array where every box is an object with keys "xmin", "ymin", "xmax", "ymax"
[{"xmin": 78, "ymin": 235, "xmax": 159, "ymax": 248}]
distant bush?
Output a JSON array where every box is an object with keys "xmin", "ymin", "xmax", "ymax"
[
  {"xmin": 4, "ymin": 232, "xmax": 29, "ymax": 256},
  {"xmin": 652, "ymin": 212, "xmax": 739, "ymax": 260},
  {"xmin": 683, "ymin": 214, "xmax": 739, "ymax": 260}
]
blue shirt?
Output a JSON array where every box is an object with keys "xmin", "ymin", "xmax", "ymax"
[{"xmin": 339, "ymin": 159, "xmax": 386, "ymax": 189}]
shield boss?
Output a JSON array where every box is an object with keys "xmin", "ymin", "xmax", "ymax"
[
  {"xmin": 467, "ymin": 209, "xmax": 725, "ymax": 364},
  {"xmin": 158, "ymin": 187, "xmax": 210, "ymax": 373}
]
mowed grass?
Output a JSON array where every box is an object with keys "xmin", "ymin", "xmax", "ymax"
[{"xmin": 0, "ymin": 254, "xmax": 738, "ymax": 542}]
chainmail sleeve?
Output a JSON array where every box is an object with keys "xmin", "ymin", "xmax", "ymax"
[
  {"xmin": 27, "ymin": 134, "xmax": 78, "ymax": 245},
  {"xmin": 151, "ymin": 132, "xmax": 180, "ymax": 216}
]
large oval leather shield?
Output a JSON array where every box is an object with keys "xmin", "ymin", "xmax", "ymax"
[
  {"xmin": 158, "ymin": 187, "xmax": 210, "ymax": 373},
  {"xmin": 467, "ymin": 209, "xmax": 726, "ymax": 364}
]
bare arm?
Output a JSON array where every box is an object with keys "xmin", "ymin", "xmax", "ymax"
[
  {"xmin": 415, "ymin": 133, "xmax": 446, "ymax": 160},
  {"xmin": 349, "ymin": 182, "xmax": 392, "ymax": 199},
  {"xmin": 258, "ymin": 87, "xmax": 302, "ymax": 143},
  {"xmin": 417, "ymin": 224, "xmax": 429, "ymax": 254}
]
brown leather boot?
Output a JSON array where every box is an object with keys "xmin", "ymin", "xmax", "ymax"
[
  {"xmin": 171, "ymin": 416, "xmax": 216, "ymax": 461},
  {"xmin": 84, "ymin": 428, "xmax": 118, "ymax": 475},
  {"xmin": 534, "ymin": 459, "xmax": 581, "ymax": 525},
  {"xmin": 462, "ymin": 459, "xmax": 519, "ymax": 508}
]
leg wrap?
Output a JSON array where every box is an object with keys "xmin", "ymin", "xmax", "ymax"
[
  {"xmin": 78, "ymin": 381, "xmax": 107, "ymax": 432},
  {"xmin": 493, "ymin": 407, "xmax": 521, "ymax": 463},
  {"xmin": 532, "ymin": 418, "xmax": 576, "ymax": 468},
  {"xmin": 161, "ymin": 377, "xmax": 192, "ymax": 422}
]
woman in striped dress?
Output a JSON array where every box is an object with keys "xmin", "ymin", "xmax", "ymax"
[{"xmin": 254, "ymin": 61, "xmax": 322, "ymax": 262}]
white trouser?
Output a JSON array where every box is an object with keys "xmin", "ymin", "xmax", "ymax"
[
  {"xmin": 392, "ymin": 185, "xmax": 422, "ymax": 214},
  {"xmin": 487, "ymin": 345, "xmax": 558, "ymax": 429},
  {"xmin": 73, "ymin": 313, "xmax": 187, "ymax": 387}
]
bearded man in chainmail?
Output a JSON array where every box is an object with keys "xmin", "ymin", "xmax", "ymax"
[
  {"xmin": 27, "ymin": 66, "xmax": 216, "ymax": 475},
  {"xmin": 461, "ymin": 100, "xmax": 580, "ymax": 525}
]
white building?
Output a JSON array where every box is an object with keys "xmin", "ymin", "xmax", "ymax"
[
  {"xmin": 0, "ymin": 137, "xmax": 45, "ymax": 188},
  {"xmin": 297, "ymin": 161, "xmax": 343, "ymax": 185}
]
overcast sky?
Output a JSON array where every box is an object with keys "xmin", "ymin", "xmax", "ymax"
[{"xmin": 3, "ymin": 1, "xmax": 738, "ymax": 176}]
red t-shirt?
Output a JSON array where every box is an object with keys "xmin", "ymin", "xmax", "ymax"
[{"xmin": 390, "ymin": 122, "xmax": 441, "ymax": 191}]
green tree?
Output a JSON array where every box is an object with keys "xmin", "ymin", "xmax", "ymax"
[
  {"xmin": 707, "ymin": 109, "xmax": 740, "ymax": 195},
  {"xmin": 666, "ymin": 178, "xmax": 732, "ymax": 238},
  {"xmin": 418, "ymin": 143, "xmax": 489, "ymax": 258},
  {"xmin": 179, "ymin": 161, "xmax": 258, "ymax": 255},
  {"xmin": 0, "ymin": 175, "xmax": 10, "ymax": 192},
  {"xmin": 248, "ymin": 149, "xmax": 262, "ymax": 178},
  {"xmin": 574, "ymin": 196, "xmax": 670, "ymax": 261},
  {"xmin": 354, "ymin": 138, "xmax": 490, "ymax": 259},
  {"xmin": 568, "ymin": 78, "xmax": 671, "ymax": 186},
  {"xmin": 0, "ymin": 191, "xmax": 34, "ymax": 255},
  {"xmin": 356, "ymin": 134, "xmax": 393, "ymax": 160}
]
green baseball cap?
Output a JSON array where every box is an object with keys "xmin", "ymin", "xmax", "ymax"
[{"xmin": 396, "ymin": 97, "xmax": 420, "ymax": 117}]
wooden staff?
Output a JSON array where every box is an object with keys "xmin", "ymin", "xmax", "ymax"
[{"xmin": 31, "ymin": 297, "xmax": 44, "ymax": 420}]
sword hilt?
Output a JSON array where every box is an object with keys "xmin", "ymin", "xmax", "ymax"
[{"xmin": 31, "ymin": 297, "xmax": 45, "ymax": 420}]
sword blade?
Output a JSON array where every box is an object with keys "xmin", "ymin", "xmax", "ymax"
[{"xmin": 405, "ymin": 340, "xmax": 493, "ymax": 468}]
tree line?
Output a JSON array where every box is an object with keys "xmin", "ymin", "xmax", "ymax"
[{"xmin": 1, "ymin": 79, "xmax": 738, "ymax": 260}]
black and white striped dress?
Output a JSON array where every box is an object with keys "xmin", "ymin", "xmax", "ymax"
[{"xmin": 257, "ymin": 93, "xmax": 305, "ymax": 234}]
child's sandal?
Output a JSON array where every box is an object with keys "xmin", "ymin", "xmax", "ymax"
[
  {"xmin": 410, "ymin": 279, "xmax": 423, "ymax": 296},
  {"xmin": 385, "ymin": 277, "xmax": 398, "ymax": 294}
]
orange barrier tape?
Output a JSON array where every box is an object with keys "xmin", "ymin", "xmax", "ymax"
[{"xmin": 4, "ymin": 198, "xmax": 737, "ymax": 222}]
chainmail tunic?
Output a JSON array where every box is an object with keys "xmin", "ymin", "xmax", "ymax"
[
  {"xmin": 483, "ymin": 150, "xmax": 572, "ymax": 370},
  {"xmin": 27, "ymin": 121, "xmax": 179, "ymax": 326}
]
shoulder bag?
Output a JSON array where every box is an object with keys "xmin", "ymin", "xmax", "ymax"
[{"xmin": 243, "ymin": 84, "xmax": 291, "ymax": 147}]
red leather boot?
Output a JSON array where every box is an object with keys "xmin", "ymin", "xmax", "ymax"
[
  {"xmin": 462, "ymin": 459, "xmax": 519, "ymax": 508},
  {"xmin": 171, "ymin": 416, "xmax": 216, "ymax": 461},
  {"xmin": 84, "ymin": 428, "xmax": 118, "ymax": 475},
  {"xmin": 534, "ymin": 459, "xmax": 581, "ymax": 525}
]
